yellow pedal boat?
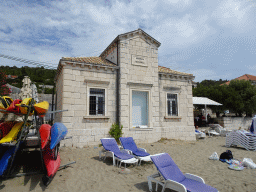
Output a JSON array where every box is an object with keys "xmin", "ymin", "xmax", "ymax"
[
  {"xmin": 0, "ymin": 122, "xmax": 24, "ymax": 144},
  {"xmin": 0, "ymin": 96, "xmax": 13, "ymax": 112},
  {"xmin": 16, "ymin": 98, "xmax": 34, "ymax": 115},
  {"xmin": 34, "ymin": 101, "xmax": 49, "ymax": 117}
]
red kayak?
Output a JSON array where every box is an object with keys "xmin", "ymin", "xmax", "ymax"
[
  {"xmin": 0, "ymin": 122, "xmax": 16, "ymax": 140},
  {"xmin": 7, "ymin": 99, "xmax": 22, "ymax": 114},
  {"xmin": 39, "ymin": 124, "xmax": 51, "ymax": 149},
  {"xmin": 42, "ymin": 143, "xmax": 61, "ymax": 183}
]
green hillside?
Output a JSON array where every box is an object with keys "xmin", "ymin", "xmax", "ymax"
[{"xmin": 0, "ymin": 65, "xmax": 57, "ymax": 94}]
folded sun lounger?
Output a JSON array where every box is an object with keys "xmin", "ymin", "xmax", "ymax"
[
  {"xmin": 195, "ymin": 130, "xmax": 206, "ymax": 139},
  {"xmin": 99, "ymin": 138, "xmax": 138, "ymax": 168},
  {"xmin": 226, "ymin": 130, "xmax": 256, "ymax": 151},
  {"xmin": 119, "ymin": 137, "xmax": 151, "ymax": 165},
  {"xmin": 148, "ymin": 153, "xmax": 218, "ymax": 192},
  {"xmin": 206, "ymin": 128, "xmax": 220, "ymax": 136},
  {"xmin": 209, "ymin": 124, "xmax": 232, "ymax": 137}
]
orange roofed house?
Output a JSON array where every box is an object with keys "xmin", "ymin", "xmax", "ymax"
[
  {"xmin": 223, "ymin": 74, "xmax": 256, "ymax": 85},
  {"xmin": 55, "ymin": 29, "xmax": 196, "ymax": 147}
]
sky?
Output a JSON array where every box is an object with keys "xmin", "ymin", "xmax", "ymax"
[{"xmin": 0, "ymin": 0, "xmax": 256, "ymax": 82}]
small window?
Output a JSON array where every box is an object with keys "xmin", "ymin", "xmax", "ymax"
[
  {"xmin": 89, "ymin": 88, "xmax": 105, "ymax": 115},
  {"xmin": 167, "ymin": 94, "xmax": 178, "ymax": 116}
]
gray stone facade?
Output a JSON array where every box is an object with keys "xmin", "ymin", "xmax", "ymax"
[
  {"xmin": 216, "ymin": 117, "xmax": 252, "ymax": 130},
  {"xmin": 55, "ymin": 29, "xmax": 195, "ymax": 147}
]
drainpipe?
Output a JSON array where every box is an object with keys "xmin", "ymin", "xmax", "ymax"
[
  {"xmin": 51, "ymin": 83, "xmax": 55, "ymax": 125},
  {"xmin": 116, "ymin": 40, "xmax": 120, "ymax": 125}
]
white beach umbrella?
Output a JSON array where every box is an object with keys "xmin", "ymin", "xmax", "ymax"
[{"xmin": 193, "ymin": 97, "xmax": 222, "ymax": 122}]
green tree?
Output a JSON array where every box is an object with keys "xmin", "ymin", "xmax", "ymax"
[
  {"xmin": 228, "ymin": 80, "xmax": 256, "ymax": 116},
  {"xmin": 193, "ymin": 79, "xmax": 256, "ymax": 116},
  {"xmin": 109, "ymin": 123, "xmax": 123, "ymax": 144},
  {"xmin": 0, "ymin": 71, "xmax": 11, "ymax": 96},
  {"xmin": 0, "ymin": 66, "xmax": 56, "ymax": 89}
]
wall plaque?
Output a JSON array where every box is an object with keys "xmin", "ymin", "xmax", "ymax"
[{"xmin": 132, "ymin": 55, "xmax": 147, "ymax": 67}]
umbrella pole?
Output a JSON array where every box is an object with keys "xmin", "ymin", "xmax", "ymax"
[{"xmin": 205, "ymin": 104, "xmax": 207, "ymax": 123}]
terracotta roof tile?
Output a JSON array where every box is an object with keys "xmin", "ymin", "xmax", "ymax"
[
  {"xmin": 61, "ymin": 57, "xmax": 115, "ymax": 66},
  {"xmin": 223, "ymin": 74, "xmax": 256, "ymax": 85},
  {"xmin": 61, "ymin": 57, "xmax": 193, "ymax": 76},
  {"xmin": 245, "ymin": 74, "xmax": 256, "ymax": 81},
  {"xmin": 158, "ymin": 66, "xmax": 193, "ymax": 76}
]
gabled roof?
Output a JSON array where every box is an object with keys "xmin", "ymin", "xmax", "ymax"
[
  {"xmin": 223, "ymin": 74, "xmax": 256, "ymax": 85},
  {"xmin": 59, "ymin": 57, "xmax": 193, "ymax": 76},
  {"xmin": 57, "ymin": 29, "xmax": 193, "ymax": 79},
  {"xmin": 61, "ymin": 57, "xmax": 115, "ymax": 66},
  {"xmin": 100, "ymin": 28, "xmax": 161, "ymax": 58},
  {"xmin": 243, "ymin": 74, "xmax": 256, "ymax": 81},
  {"xmin": 158, "ymin": 66, "xmax": 193, "ymax": 76}
]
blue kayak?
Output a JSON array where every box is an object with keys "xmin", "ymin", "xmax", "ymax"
[
  {"xmin": 0, "ymin": 145, "xmax": 16, "ymax": 176},
  {"xmin": 50, "ymin": 123, "xmax": 68, "ymax": 150}
]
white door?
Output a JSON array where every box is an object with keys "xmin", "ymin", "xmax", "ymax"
[{"xmin": 132, "ymin": 91, "xmax": 148, "ymax": 127}]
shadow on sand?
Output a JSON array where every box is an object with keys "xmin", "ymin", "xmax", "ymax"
[
  {"xmin": 91, "ymin": 156, "xmax": 116, "ymax": 166},
  {"xmin": 134, "ymin": 181, "xmax": 177, "ymax": 192},
  {"xmin": 1, "ymin": 150, "xmax": 48, "ymax": 191}
]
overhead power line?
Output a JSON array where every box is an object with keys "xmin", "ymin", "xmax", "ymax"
[{"xmin": 0, "ymin": 54, "xmax": 58, "ymax": 69}]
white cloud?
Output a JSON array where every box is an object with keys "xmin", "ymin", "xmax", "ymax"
[
  {"xmin": 245, "ymin": 64, "xmax": 256, "ymax": 71},
  {"xmin": 150, "ymin": 13, "xmax": 213, "ymax": 56},
  {"xmin": 87, "ymin": 4, "xmax": 113, "ymax": 25},
  {"xmin": 212, "ymin": 0, "xmax": 254, "ymax": 32},
  {"xmin": 0, "ymin": 41, "xmax": 62, "ymax": 68},
  {"xmin": 162, "ymin": 0, "xmax": 192, "ymax": 10},
  {"xmin": 0, "ymin": 0, "xmax": 215, "ymax": 69},
  {"xmin": 136, "ymin": 0, "xmax": 158, "ymax": 13},
  {"xmin": 0, "ymin": 0, "xmax": 255, "ymax": 85},
  {"xmin": 190, "ymin": 69, "xmax": 220, "ymax": 82},
  {"xmin": 46, "ymin": 17, "xmax": 69, "ymax": 27}
]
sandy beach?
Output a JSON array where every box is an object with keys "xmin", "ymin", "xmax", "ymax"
[{"xmin": 1, "ymin": 136, "xmax": 256, "ymax": 192}]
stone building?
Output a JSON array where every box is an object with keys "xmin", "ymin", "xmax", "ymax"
[{"xmin": 55, "ymin": 29, "xmax": 195, "ymax": 147}]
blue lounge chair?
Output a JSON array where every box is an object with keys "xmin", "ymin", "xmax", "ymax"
[
  {"xmin": 148, "ymin": 153, "xmax": 218, "ymax": 192},
  {"xmin": 119, "ymin": 137, "xmax": 151, "ymax": 165},
  {"xmin": 99, "ymin": 138, "xmax": 138, "ymax": 168}
]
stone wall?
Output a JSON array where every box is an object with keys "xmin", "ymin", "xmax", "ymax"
[
  {"xmin": 59, "ymin": 65, "xmax": 116, "ymax": 148},
  {"xmin": 55, "ymin": 68, "xmax": 63, "ymax": 122},
  {"xmin": 216, "ymin": 117, "xmax": 252, "ymax": 130},
  {"xmin": 118, "ymin": 35, "xmax": 162, "ymax": 144},
  {"xmin": 117, "ymin": 35, "xmax": 195, "ymax": 143},
  {"xmin": 56, "ymin": 31, "xmax": 195, "ymax": 147},
  {"xmin": 159, "ymin": 77, "xmax": 195, "ymax": 141}
]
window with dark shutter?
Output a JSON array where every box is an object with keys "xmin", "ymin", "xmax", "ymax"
[{"xmin": 89, "ymin": 96, "xmax": 97, "ymax": 115}]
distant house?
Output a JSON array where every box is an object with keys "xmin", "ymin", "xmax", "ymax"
[
  {"xmin": 38, "ymin": 85, "xmax": 54, "ymax": 89},
  {"xmin": 192, "ymin": 81, "xmax": 198, "ymax": 88},
  {"xmin": 55, "ymin": 28, "xmax": 195, "ymax": 147},
  {"xmin": 5, "ymin": 75, "xmax": 18, "ymax": 79},
  {"xmin": 6, "ymin": 84, "xmax": 20, "ymax": 94},
  {"xmin": 222, "ymin": 74, "xmax": 256, "ymax": 85}
]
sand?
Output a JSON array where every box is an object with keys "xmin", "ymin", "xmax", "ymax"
[{"xmin": 1, "ymin": 136, "xmax": 256, "ymax": 192}]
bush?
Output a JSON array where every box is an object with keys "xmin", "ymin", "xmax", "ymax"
[{"xmin": 109, "ymin": 123, "xmax": 123, "ymax": 144}]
